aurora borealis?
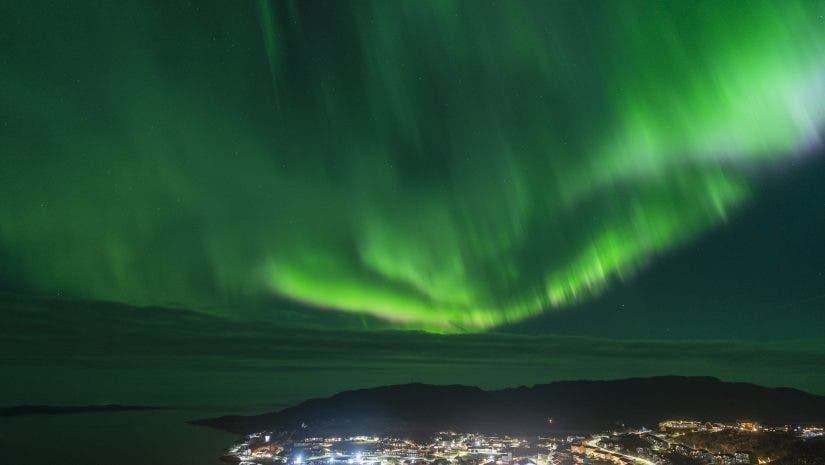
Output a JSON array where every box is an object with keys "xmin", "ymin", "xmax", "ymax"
[
  {"xmin": 2, "ymin": 1, "xmax": 825, "ymax": 332},
  {"xmin": 3, "ymin": 6, "xmax": 825, "ymax": 463}
]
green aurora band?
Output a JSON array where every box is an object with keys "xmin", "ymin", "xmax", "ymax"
[{"xmin": 1, "ymin": 1, "xmax": 824, "ymax": 331}]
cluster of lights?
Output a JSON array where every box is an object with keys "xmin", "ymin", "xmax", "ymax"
[
  {"xmin": 295, "ymin": 451, "xmax": 370, "ymax": 465},
  {"xmin": 229, "ymin": 424, "xmax": 825, "ymax": 465}
]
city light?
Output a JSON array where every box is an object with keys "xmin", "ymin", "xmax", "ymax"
[{"xmin": 224, "ymin": 420, "xmax": 823, "ymax": 465}]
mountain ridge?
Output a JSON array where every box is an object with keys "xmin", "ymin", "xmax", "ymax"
[{"xmin": 191, "ymin": 376, "xmax": 825, "ymax": 436}]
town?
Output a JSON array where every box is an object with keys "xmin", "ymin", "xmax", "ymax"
[{"xmin": 222, "ymin": 421, "xmax": 825, "ymax": 465}]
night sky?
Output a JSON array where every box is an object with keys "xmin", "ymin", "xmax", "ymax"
[{"xmin": 1, "ymin": 1, "xmax": 825, "ymax": 408}]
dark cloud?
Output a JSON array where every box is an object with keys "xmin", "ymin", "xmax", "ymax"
[{"xmin": 2, "ymin": 295, "xmax": 823, "ymax": 407}]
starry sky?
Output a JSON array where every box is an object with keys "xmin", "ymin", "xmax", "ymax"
[{"xmin": 1, "ymin": 1, "xmax": 825, "ymax": 406}]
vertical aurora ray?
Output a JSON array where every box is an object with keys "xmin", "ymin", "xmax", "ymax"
[{"xmin": 1, "ymin": 1, "xmax": 824, "ymax": 331}]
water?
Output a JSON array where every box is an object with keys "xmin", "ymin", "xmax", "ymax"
[{"xmin": 0, "ymin": 408, "xmax": 242, "ymax": 464}]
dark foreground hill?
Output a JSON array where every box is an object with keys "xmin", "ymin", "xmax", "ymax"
[{"xmin": 191, "ymin": 376, "xmax": 825, "ymax": 436}]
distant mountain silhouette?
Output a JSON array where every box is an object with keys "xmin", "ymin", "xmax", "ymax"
[
  {"xmin": 192, "ymin": 377, "xmax": 825, "ymax": 436},
  {"xmin": 1, "ymin": 404, "xmax": 159, "ymax": 417}
]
